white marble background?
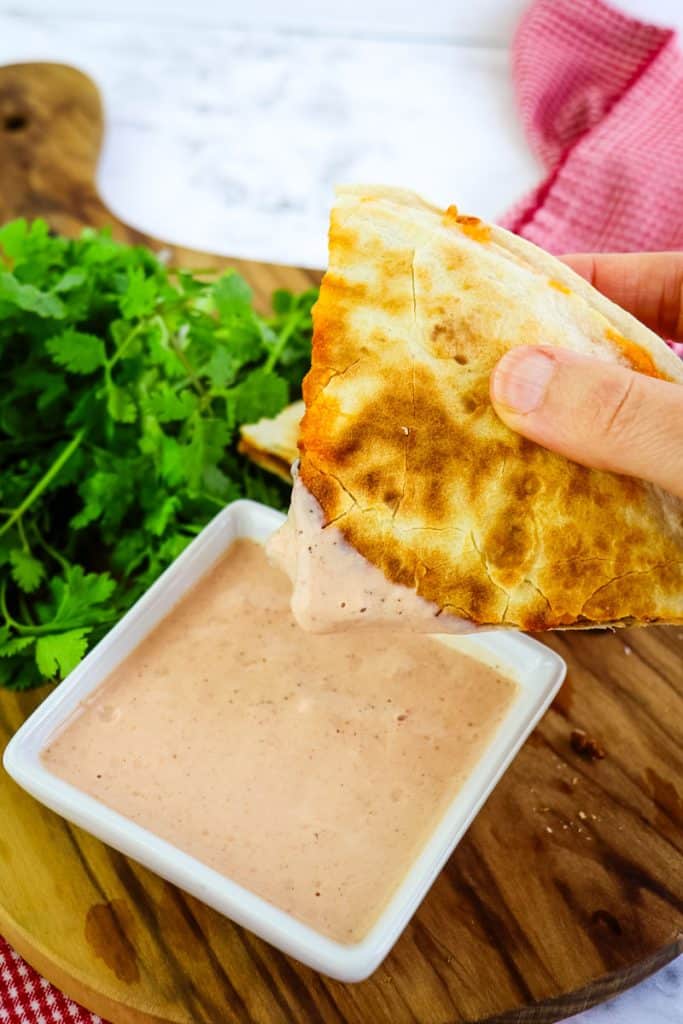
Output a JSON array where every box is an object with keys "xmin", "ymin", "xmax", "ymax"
[{"xmin": 0, "ymin": 1, "xmax": 681, "ymax": 1021}]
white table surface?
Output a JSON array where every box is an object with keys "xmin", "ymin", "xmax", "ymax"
[{"xmin": 0, "ymin": 1, "xmax": 680, "ymax": 1021}]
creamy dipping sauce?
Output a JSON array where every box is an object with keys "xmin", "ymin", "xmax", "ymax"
[
  {"xmin": 43, "ymin": 540, "xmax": 518, "ymax": 944},
  {"xmin": 268, "ymin": 475, "xmax": 477, "ymax": 635}
]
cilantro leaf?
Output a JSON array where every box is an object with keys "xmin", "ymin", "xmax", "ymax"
[
  {"xmin": 144, "ymin": 495, "xmax": 180, "ymax": 536},
  {"xmin": 0, "ymin": 635, "xmax": 35, "ymax": 657},
  {"xmin": 202, "ymin": 465, "xmax": 239, "ymax": 499},
  {"xmin": 0, "ymin": 219, "xmax": 30, "ymax": 261},
  {"xmin": 54, "ymin": 267, "xmax": 87, "ymax": 293},
  {"xmin": 212, "ymin": 271, "xmax": 253, "ymax": 317},
  {"xmin": 71, "ymin": 471, "xmax": 132, "ymax": 530},
  {"xmin": 233, "ymin": 368, "xmax": 288, "ymax": 423},
  {"xmin": 9, "ymin": 550, "xmax": 45, "ymax": 593},
  {"xmin": 107, "ymin": 384, "xmax": 137, "ymax": 423},
  {"xmin": 35, "ymin": 628, "xmax": 90, "ymax": 680},
  {"xmin": 202, "ymin": 347, "xmax": 235, "ymax": 388},
  {"xmin": 0, "ymin": 271, "xmax": 65, "ymax": 318},
  {"xmin": 46, "ymin": 329, "xmax": 106, "ymax": 374},
  {"xmin": 158, "ymin": 434, "xmax": 189, "ymax": 486},
  {"xmin": 120, "ymin": 267, "xmax": 158, "ymax": 318},
  {"xmin": 48, "ymin": 566, "xmax": 117, "ymax": 625},
  {"xmin": 144, "ymin": 384, "xmax": 197, "ymax": 423},
  {"xmin": 0, "ymin": 219, "xmax": 51, "ymax": 267}
]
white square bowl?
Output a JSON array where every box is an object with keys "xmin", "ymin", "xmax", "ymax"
[{"xmin": 4, "ymin": 499, "xmax": 565, "ymax": 982}]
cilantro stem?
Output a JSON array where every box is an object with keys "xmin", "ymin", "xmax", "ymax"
[
  {"xmin": 19, "ymin": 595, "xmax": 35, "ymax": 625},
  {"xmin": 264, "ymin": 311, "xmax": 300, "ymax": 373},
  {"xmin": 180, "ymin": 523, "xmax": 204, "ymax": 535},
  {"xmin": 9, "ymin": 618, "xmax": 116, "ymax": 637},
  {"xmin": 1, "ymin": 578, "xmax": 116, "ymax": 635},
  {"xmin": 151, "ymin": 314, "xmax": 169, "ymax": 345},
  {"xmin": 107, "ymin": 321, "xmax": 146, "ymax": 370},
  {"xmin": 170, "ymin": 329, "xmax": 205, "ymax": 397},
  {"xmin": 0, "ymin": 430, "xmax": 86, "ymax": 539},
  {"xmin": 0, "ymin": 579, "xmax": 22, "ymax": 631},
  {"xmin": 32, "ymin": 520, "xmax": 70, "ymax": 571},
  {"xmin": 198, "ymin": 492, "xmax": 226, "ymax": 509},
  {"xmin": 16, "ymin": 518, "xmax": 29, "ymax": 551}
]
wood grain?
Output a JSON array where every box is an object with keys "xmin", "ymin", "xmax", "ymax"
[{"xmin": 0, "ymin": 62, "xmax": 681, "ymax": 1024}]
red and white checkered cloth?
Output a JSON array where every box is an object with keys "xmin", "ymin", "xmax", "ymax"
[
  {"xmin": 502, "ymin": 0, "xmax": 683, "ymax": 360},
  {"xmin": 501, "ymin": 0, "xmax": 683, "ymax": 256},
  {"xmin": 0, "ymin": 937, "xmax": 105, "ymax": 1024},
  {"xmin": 2, "ymin": 2, "xmax": 683, "ymax": 1022}
]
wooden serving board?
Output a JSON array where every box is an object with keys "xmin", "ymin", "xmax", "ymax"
[{"xmin": 0, "ymin": 62, "xmax": 681, "ymax": 1024}]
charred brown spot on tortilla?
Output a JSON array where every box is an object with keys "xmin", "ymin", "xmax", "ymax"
[
  {"xmin": 512, "ymin": 471, "xmax": 541, "ymax": 499},
  {"xmin": 524, "ymin": 616, "xmax": 546, "ymax": 631},
  {"xmin": 322, "ymin": 272, "xmax": 369, "ymax": 303},
  {"xmin": 427, "ymin": 314, "xmax": 490, "ymax": 362},
  {"xmin": 485, "ymin": 517, "xmax": 534, "ymax": 574},
  {"xmin": 360, "ymin": 468, "xmax": 382, "ymax": 493},
  {"xmin": 333, "ymin": 431, "xmax": 364, "ymax": 466},
  {"xmin": 593, "ymin": 533, "xmax": 610, "ymax": 554},
  {"xmin": 430, "ymin": 319, "xmax": 456, "ymax": 352},
  {"xmin": 585, "ymin": 560, "xmax": 681, "ymax": 621},
  {"xmin": 380, "ymin": 552, "xmax": 418, "ymax": 590},
  {"xmin": 460, "ymin": 381, "xmax": 489, "ymax": 414},
  {"xmin": 464, "ymin": 579, "xmax": 499, "ymax": 620},
  {"xmin": 308, "ymin": 314, "xmax": 357, "ymax": 387},
  {"xmin": 554, "ymin": 559, "xmax": 608, "ymax": 598},
  {"xmin": 564, "ymin": 463, "xmax": 597, "ymax": 500}
]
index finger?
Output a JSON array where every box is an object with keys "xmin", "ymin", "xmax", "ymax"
[{"xmin": 562, "ymin": 251, "xmax": 683, "ymax": 341}]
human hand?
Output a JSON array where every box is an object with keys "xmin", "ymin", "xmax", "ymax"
[{"xmin": 489, "ymin": 253, "xmax": 683, "ymax": 500}]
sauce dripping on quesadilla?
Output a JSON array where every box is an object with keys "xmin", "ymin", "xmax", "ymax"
[
  {"xmin": 43, "ymin": 539, "xmax": 518, "ymax": 944},
  {"xmin": 268, "ymin": 475, "xmax": 478, "ymax": 635}
]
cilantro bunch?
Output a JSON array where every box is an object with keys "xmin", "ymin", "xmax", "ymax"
[{"xmin": 0, "ymin": 220, "xmax": 316, "ymax": 690}]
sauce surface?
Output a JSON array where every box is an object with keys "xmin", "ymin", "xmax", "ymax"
[{"xmin": 44, "ymin": 540, "xmax": 518, "ymax": 943}]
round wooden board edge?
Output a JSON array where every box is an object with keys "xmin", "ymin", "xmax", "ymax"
[
  {"xmin": 0, "ymin": 907, "xmax": 173, "ymax": 1024},
  {"xmin": 2, "ymin": 880, "xmax": 681, "ymax": 1024},
  {"xmin": 485, "ymin": 936, "xmax": 682, "ymax": 1023}
]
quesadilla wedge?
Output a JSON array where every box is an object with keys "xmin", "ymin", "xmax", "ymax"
[
  {"xmin": 239, "ymin": 401, "xmax": 303, "ymax": 482},
  {"xmin": 268, "ymin": 185, "xmax": 683, "ymax": 633}
]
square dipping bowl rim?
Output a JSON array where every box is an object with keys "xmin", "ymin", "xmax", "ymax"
[{"xmin": 4, "ymin": 498, "xmax": 566, "ymax": 982}]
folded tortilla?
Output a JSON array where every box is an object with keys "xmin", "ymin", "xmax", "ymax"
[
  {"xmin": 238, "ymin": 401, "xmax": 303, "ymax": 482},
  {"xmin": 270, "ymin": 185, "xmax": 683, "ymax": 633}
]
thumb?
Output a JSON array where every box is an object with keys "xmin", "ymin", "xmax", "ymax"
[{"xmin": 490, "ymin": 346, "xmax": 683, "ymax": 500}]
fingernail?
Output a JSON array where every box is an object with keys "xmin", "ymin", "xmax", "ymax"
[{"xmin": 491, "ymin": 349, "xmax": 556, "ymax": 414}]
